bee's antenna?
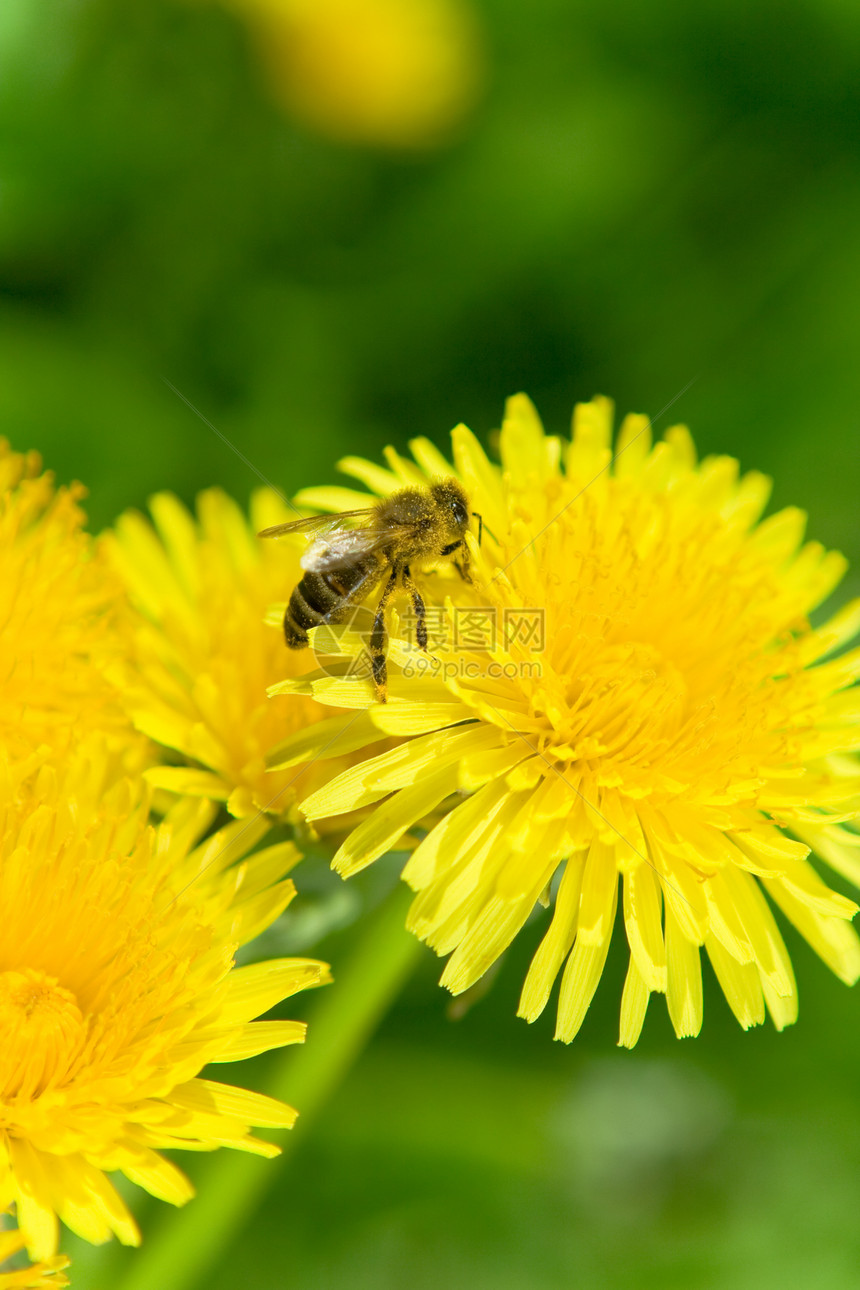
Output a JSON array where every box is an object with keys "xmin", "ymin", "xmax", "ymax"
[{"xmin": 473, "ymin": 511, "xmax": 483, "ymax": 546}]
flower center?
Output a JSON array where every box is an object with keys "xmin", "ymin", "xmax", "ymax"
[
  {"xmin": 573, "ymin": 642, "xmax": 686, "ymax": 740},
  {"xmin": 0, "ymin": 968, "xmax": 86, "ymax": 1100},
  {"xmin": 546, "ymin": 640, "xmax": 689, "ymax": 766}
]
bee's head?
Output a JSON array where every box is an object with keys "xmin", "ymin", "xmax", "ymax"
[{"xmin": 431, "ymin": 478, "xmax": 471, "ymax": 537}]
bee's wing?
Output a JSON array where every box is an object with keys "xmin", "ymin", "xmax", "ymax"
[
  {"xmin": 257, "ymin": 509, "xmax": 376, "ymax": 540},
  {"xmin": 301, "ymin": 524, "xmax": 420, "ymax": 572}
]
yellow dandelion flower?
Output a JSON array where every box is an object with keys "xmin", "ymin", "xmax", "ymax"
[
  {"xmin": 105, "ymin": 487, "xmax": 361, "ymax": 819},
  {"xmin": 0, "ymin": 742, "xmax": 328, "ymax": 1259},
  {"xmin": 0, "ymin": 1224, "xmax": 68, "ymax": 1288},
  {"xmin": 270, "ymin": 394, "xmax": 860, "ymax": 1045},
  {"xmin": 228, "ymin": 0, "xmax": 484, "ymax": 149},
  {"xmin": 0, "ymin": 441, "xmax": 135, "ymax": 765}
]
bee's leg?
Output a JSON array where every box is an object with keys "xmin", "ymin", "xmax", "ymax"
[
  {"xmin": 441, "ymin": 538, "xmax": 472, "ymax": 584},
  {"xmin": 454, "ymin": 547, "xmax": 473, "ymax": 584},
  {"xmin": 401, "ymin": 565, "xmax": 427, "ymax": 651},
  {"xmin": 454, "ymin": 557, "xmax": 472, "ymax": 584},
  {"xmin": 370, "ymin": 569, "xmax": 398, "ymax": 703}
]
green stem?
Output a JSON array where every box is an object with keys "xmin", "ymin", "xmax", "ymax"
[{"xmin": 116, "ymin": 884, "xmax": 421, "ymax": 1290}]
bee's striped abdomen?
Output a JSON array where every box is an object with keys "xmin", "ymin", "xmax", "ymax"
[{"xmin": 283, "ymin": 558, "xmax": 378, "ymax": 649}]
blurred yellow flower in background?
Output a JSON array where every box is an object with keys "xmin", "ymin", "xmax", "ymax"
[
  {"xmin": 0, "ymin": 1224, "xmax": 68, "ymax": 1288},
  {"xmin": 0, "ymin": 744, "xmax": 328, "ymax": 1261},
  {"xmin": 106, "ymin": 487, "xmax": 350, "ymax": 819},
  {"xmin": 271, "ymin": 395, "xmax": 860, "ymax": 1045},
  {"xmin": 0, "ymin": 442, "xmax": 138, "ymax": 769},
  {"xmin": 227, "ymin": 0, "xmax": 485, "ymax": 148}
]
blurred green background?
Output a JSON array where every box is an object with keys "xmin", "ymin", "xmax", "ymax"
[{"xmin": 4, "ymin": 0, "xmax": 860, "ymax": 1286}]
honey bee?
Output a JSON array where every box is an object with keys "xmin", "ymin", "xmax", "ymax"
[{"xmin": 259, "ymin": 479, "xmax": 482, "ymax": 702}]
